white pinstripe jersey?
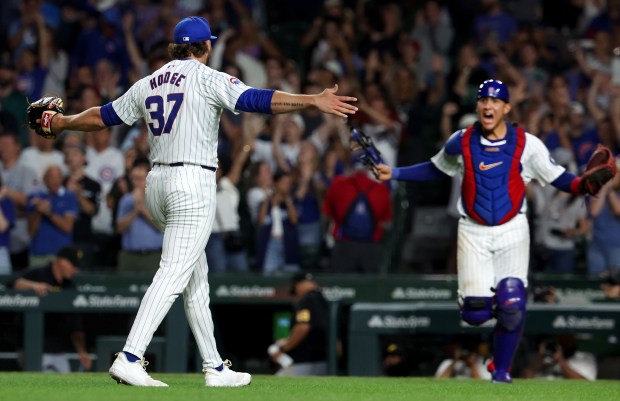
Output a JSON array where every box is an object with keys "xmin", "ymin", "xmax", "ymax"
[
  {"xmin": 111, "ymin": 58, "xmax": 250, "ymax": 167},
  {"xmin": 431, "ymin": 129, "xmax": 565, "ymax": 218}
]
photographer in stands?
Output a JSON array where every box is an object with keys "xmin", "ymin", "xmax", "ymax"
[
  {"xmin": 522, "ymin": 335, "xmax": 597, "ymax": 380},
  {"xmin": 435, "ymin": 335, "xmax": 491, "ymax": 380}
]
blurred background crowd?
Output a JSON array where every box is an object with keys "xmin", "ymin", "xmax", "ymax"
[{"xmin": 1, "ymin": 0, "xmax": 620, "ymax": 283}]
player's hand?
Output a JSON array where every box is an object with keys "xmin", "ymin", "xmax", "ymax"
[
  {"xmin": 32, "ymin": 282, "xmax": 52, "ymax": 297},
  {"xmin": 35, "ymin": 199, "xmax": 52, "ymax": 216},
  {"xmin": 315, "ymin": 84, "xmax": 358, "ymax": 118},
  {"xmin": 374, "ymin": 164, "xmax": 392, "ymax": 181},
  {"xmin": 601, "ymin": 283, "xmax": 620, "ymax": 299},
  {"xmin": 79, "ymin": 352, "xmax": 93, "ymax": 371}
]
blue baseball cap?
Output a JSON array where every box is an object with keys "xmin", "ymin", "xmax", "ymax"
[
  {"xmin": 477, "ymin": 79, "xmax": 510, "ymax": 103},
  {"xmin": 173, "ymin": 17, "xmax": 217, "ymax": 44}
]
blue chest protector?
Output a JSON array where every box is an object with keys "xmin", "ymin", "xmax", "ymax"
[{"xmin": 460, "ymin": 124, "xmax": 526, "ymax": 226}]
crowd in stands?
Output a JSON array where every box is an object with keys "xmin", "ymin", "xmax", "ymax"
[{"xmin": 1, "ymin": 0, "xmax": 620, "ymax": 278}]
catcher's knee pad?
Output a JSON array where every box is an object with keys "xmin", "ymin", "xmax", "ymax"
[
  {"xmin": 460, "ymin": 296, "xmax": 494, "ymax": 326},
  {"xmin": 495, "ymin": 277, "xmax": 526, "ymax": 332}
]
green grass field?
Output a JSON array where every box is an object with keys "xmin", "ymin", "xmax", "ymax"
[{"xmin": 0, "ymin": 373, "xmax": 618, "ymax": 401}]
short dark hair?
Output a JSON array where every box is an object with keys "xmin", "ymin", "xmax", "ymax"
[
  {"xmin": 133, "ymin": 156, "xmax": 151, "ymax": 170},
  {"xmin": 168, "ymin": 41, "xmax": 208, "ymax": 59}
]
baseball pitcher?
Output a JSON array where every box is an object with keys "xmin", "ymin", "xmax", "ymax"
[{"xmin": 27, "ymin": 16, "xmax": 357, "ymax": 387}]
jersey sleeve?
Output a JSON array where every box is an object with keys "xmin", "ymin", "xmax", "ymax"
[
  {"xmin": 111, "ymin": 78, "xmax": 146, "ymax": 125},
  {"xmin": 430, "ymin": 131, "xmax": 463, "ymax": 177},
  {"xmin": 522, "ymin": 134, "xmax": 565, "ymax": 186},
  {"xmin": 294, "ymin": 295, "xmax": 317, "ymax": 324},
  {"xmin": 204, "ymin": 70, "xmax": 251, "ymax": 114}
]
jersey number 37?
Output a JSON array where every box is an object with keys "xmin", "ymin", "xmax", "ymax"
[{"xmin": 145, "ymin": 93, "xmax": 184, "ymax": 136}]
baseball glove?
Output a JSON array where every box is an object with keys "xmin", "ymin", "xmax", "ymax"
[
  {"xmin": 26, "ymin": 96, "xmax": 65, "ymax": 140},
  {"xmin": 579, "ymin": 144, "xmax": 617, "ymax": 195}
]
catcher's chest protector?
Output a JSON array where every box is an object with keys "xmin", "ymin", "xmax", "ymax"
[{"xmin": 461, "ymin": 124, "xmax": 526, "ymax": 226}]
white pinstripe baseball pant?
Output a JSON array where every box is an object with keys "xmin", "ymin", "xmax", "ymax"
[
  {"xmin": 123, "ymin": 164, "xmax": 222, "ymax": 369},
  {"xmin": 457, "ymin": 213, "xmax": 530, "ymax": 299}
]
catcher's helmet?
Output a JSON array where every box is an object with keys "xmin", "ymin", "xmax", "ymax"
[{"xmin": 477, "ymin": 79, "xmax": 509, "ymax": 103}]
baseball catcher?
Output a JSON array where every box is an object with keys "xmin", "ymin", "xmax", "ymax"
[
  {"xmin": 26, "ymin": 96, "xmax": 65, "ymax": 140},
  {"xmin": 578, "ymin": 144, "xmax": 617, "ymax": 195},
  {"xmin": 350, "ymin": 128, "xmax": 384, "ymax": 178}
]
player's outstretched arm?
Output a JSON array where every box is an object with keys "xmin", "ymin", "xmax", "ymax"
[
  {"xmin": 271, "ymin": 84, "xmax": 357, "ymax": 117},
  {"xmin": 52, "ymin": 107, "xmax": 106, "ymax": 134}
]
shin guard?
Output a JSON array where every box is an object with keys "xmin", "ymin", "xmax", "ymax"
[{"xmin": 493, "ymin": 277, "xmax": 526, "ymax": 374}]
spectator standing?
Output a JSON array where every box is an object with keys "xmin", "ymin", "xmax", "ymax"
[
  {"xmin": 84, "ymin": 127, "xmax": 124, "ymax": 267},
  {"xmin": 246, "ymin": 160, "xmax": 274, "ymax": 225},
  {"xmin": 322, "ymin": 161, "xmax": 392, "ymax": 273},
  {"xmin": 41, "ymin": 26, "xmax": 69, "ymax": 100},
  {"xmin": 0, "ymin": 132, "xmax": 39, "ymax": 269},
  {"xmin": 0, "ymin": 56, "xmax": 29, "ymax": 146},
  {"xmin": 257, "ymin": 170, "xmax": 301, "ymax": 274},
  {"xmin": 355, "ymin": 93, "xmax": 403, "ymax": 168},
  {"xmin": 0, "ymin": 175, "xmax": 16, "ymax": 274},
  {"xmin": 271, "ymin": 113, "xmax": 307, "ymax": 172},
  {"xmin": 293, "ymin": 141, "xmax": 324, "ymax": 270},
  {"xmin": 8, "ymin": 245, "xmax": 92, "ymax": 373},
  {"xmin": 106, "ymin": 147, "xmax": 143, "ymax": 235},
  {"xmin": 206, "ymin": 151, "xmax": 250, "ymax": 273},
  {"xmin": 13, "ymin": 14, "xmax": 48, "ymax": 102},
  {"xmin": 410, "ymin": 0, "xmax": 454, "ymax": 87},
  {"xmin": 26, "ymin": 165, "xmax": 78, "ymax": 267},
  {"xmin": 70, "ymin": 9, "xmax": 130, "ymax": 83},
  {"xmin": 472, "ymin": 0, "xmax": 518, "ymax": 46},
  {"xmin": 587, "ymin": 162, "xmax": 620, "ymax": 276},
  {"xmin": 517, "ymin": 41, "xmax": 549, "ymax": 101},
  {"xmin": 116, "ymin": 163, "xmax": 162, "ymax": 274},
  {"xmin": 63, "ymin": 144, "xmax": 101, "ymax": 268},
  {"xmin": 529, "ymin": 149, "xmax": 590, "ymax": 274}
]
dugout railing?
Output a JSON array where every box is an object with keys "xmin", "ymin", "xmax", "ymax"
[{"xmin": 0, "ymin": 273, "xmax": 614, "ymax": 373}]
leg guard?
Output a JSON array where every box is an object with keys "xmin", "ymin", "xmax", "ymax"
[
  {"xmin": 460, "ymin": 296, "xmax": 494, "ymax": 326},
  {"xmin": 493, "ymin": 277, "xmax": 526, "ymax": 377},
  {"xmin": 495, "ymin": 277, "xmax": 526, "ymax": 332}
]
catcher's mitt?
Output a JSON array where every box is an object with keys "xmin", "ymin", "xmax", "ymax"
[
  {"xmin": 26, "ymin": 97, "xmax": 65, "ymax": 140},
  {"xmin": 579, "ymin": 144, "xmax": 617, "ymax": 195},
  {"xmin": 350, "ymin": 128, "xmax": 384, "ymax": 177}
]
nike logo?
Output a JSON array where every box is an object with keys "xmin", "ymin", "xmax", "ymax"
[{"xmin": 479, "ymin": 161, "xmax": 503, "ymax": 171}]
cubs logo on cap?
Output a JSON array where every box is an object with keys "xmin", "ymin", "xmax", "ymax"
[
  {"xmin": 477, "ymin": 79, "xmax": 509, "ymax": 103},
  {"xmin": 173, "ymin": 16, "xmax": 218, "ymax": 44}
]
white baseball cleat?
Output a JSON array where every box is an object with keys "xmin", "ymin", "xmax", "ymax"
[
  {"xmin": 204, "ymin": 359, "xmax": 252, "ymax": 387},
  {"xmin": 109, "ymin": 352, "xmax": 169, "ymax": 387}
]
